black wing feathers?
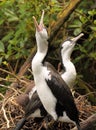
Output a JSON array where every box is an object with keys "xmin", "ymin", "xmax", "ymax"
[
  {"xmin": 44, "ymin": 62, "xmax": 72, "ymax": 96},
  {"xmin": 45, "ymin": 62, "xmax": 79, "ymax": 122}
]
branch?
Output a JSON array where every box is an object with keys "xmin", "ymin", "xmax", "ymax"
[
  {"xmin": 0, "ymin": 68, "xmax": 20, "ymax": 82},
  {"xmin": 71, "ymin": 114, "xmax": 96, "ymax": 130},
  {"xmin": 49, "ymin": 0, "xmax": 82, "ymax": 42}
]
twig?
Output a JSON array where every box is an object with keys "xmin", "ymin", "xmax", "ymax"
[
  {"xmin": 0, "ymin": 85, "xmax": 20, "ymax": 95},
  {"xmin": 2, "ymin": 101, "xmax": 10, "ymax": 128},
  {"xmin": 0, "ymin": 93, "xmax": 5, "ymax": 98},
  {"xmin": 0, "ymin": 77, "xmax": 15, "ymax": 82},
  {"xmin": 8, "ymin": 110, "xmax": 15, "ymax": 126},
  {"xmin": 0, "ymin": 68, "xmax": 21, "ymax": 82},
  {"xmin": 75, "ymin": 92, "xmax": 96, "ymax": 102}
]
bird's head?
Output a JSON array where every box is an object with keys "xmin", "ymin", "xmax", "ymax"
[
  {"xmin": 60, "ymin": 33, "xmax": 84, "ymax": 59},
  {"xmin": 33, "ymin": 10, "xmax": 48, "ymax": 45}
]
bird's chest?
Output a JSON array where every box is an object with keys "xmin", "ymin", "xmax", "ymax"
[
  {"xmin": 62, "ymin": 62, "xmax": 76, "ymax": 88},
  {"xmin": 33, "ymin": 67, "xmax": 51, "ymax": 95},
  {"xmin": 34, "ymin": 68, "xmax": 52, "ymax": 97},
  {"xmin": 32, "ymin": 61, "xmax": 42, "ymax": 75},
  {"xmin": 34, "ymin": 68, "xmax": 57, "ymax": 116},
  {"xmin": 61, "ymin": 71, "xmax": 76, "ymax": 88}
]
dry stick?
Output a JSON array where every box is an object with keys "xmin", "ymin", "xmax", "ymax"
[
  {"xmin": 2, "ymin": 100, "xmax": 10, "ymax": 128},
  {"xmin": 71, "ymin": 114, "xmax": 96, "ymax": 130},
  {"xmin": 0, "ymin": 93, "xmax": 5, "ymax": 98},
  {"xmin": 0, "ymin": 68, "xmax": 20, "ymax": 82},
  {"xmin": 0, "ymin": 77, "xmax": 15, "ymax": 82},
  {"xmin": 1, "ymin": 94, "xmax": 21, "ymax": 128}
]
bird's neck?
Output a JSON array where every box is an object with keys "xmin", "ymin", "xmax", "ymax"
[
  {"xmin": 62, "ymin": 50, "xmax": 72, "ymax": 62},
  {"xmin": 61, "ymin": 53, "xmax": 76, "ymax": 88},
  {"xmin": 62, "ymin": 58, "xmax": 76, "ymax": 74},
  {"xmin": 32, "ymin": 45, "xmax": 48, "ymax": 74}
]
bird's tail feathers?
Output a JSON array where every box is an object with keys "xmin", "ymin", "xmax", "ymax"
[{"xmin": 76, "ymin": 123, "xmax": 81, "ymax": 130}]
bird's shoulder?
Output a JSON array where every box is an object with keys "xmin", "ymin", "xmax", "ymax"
[{"xmin": 44, "ymin": 62, "xmax": 73, "ymax": 100}]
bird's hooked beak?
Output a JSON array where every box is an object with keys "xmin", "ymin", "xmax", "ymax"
[
  {"xmin": 33, "ymin": 10, "xmax": 44, "ymax": 32},
  {"xmin": 71, "ymin": 33, "xmax": 84, "ymax": 43}
]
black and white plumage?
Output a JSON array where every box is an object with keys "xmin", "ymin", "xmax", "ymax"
[
  {"xmin": 32, "ymin": 11, "xmax": 84, "ymax": 130},
  {"xmin": 14, "ymin": 10, "xmax": 83, "ymax": 130},
  {"xmin": 60, "ymin": 40, "xmax": 77, "ymax": 89}
]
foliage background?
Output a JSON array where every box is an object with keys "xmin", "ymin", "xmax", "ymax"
[{"xmin": 0, "ymin": 0, "xmax": 96, "ymax": 103}]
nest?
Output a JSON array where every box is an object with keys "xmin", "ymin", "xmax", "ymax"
[{"xmin": 0, "ymin": 85, "xmax": 96, "ymax": 130}]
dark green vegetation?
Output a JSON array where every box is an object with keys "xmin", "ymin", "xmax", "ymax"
[{"xmin": 0, "ymin": 0, "xmax": 96, "ymax": 101}]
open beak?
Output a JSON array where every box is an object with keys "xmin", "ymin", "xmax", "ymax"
[
  {"xmin": 33, "ymin": 10, "xmax": 44, "ymax": 32},
  {"xmin": 71, "ymin": 33, "xmax": 84, "ymax": 42}
]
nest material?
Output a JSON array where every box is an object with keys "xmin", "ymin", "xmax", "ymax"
[{"xmin": 0, "ymin": 87, "xmax": 96, "ymax": 130}]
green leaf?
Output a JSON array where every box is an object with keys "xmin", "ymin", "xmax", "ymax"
[
  {"xmin": 2, "ymin": 61, "xmax": 8, "ymax": 66},
  {"xmin": 4, "ymin": 8, "xmax": 19, "ymax": 22},
  {"xmin": 0, "ymin": 57, "xmax": 3, "ymax": 65},
  {"xmin": 89, "ymin": 52, "xmax": 96, "ymax": 60},
  {"xmin": 2, "ymin": 31, "xmax": 14, "ymax": 42},
  {"xmin": 78, "ymin": 45, "xmax": 87, "ymax": 54},
  {"xmin": 94, "ymin": 20, "xmax": 96, "ymax": 24},
  {"xmin": 88, "ymin": 9, "xmax": 96, "ymax": 16},
  {"xmin": 0, "ymin": 19, "xmax": 4, "ymax": 25},
  {"xmin": 8, "ymin": 16, "xmax": 19, "ymax": 22},
  {"xmin": 0, "ymin": 41, "xmax": 5, "ymax": 52},
  {"xmin": 74, "ymin": 28, "xmax": 82, "ymax": 36},
  {"xmin": 90, "ymin": 26, "xmax": 96, "ymax": 31},
  {"xmin": 74, "ymin": 54, "xmax": 85, "ymax": 63}
]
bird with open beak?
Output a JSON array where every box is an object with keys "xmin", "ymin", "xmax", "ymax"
[{"xmin": 32, "ymin": 10, "xmax": 82, "ymax": 130}]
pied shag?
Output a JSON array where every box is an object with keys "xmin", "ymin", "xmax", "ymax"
[
  {"xmin": 32, "ymin": 11, "xmax": 84, "ymax": 130},
  {"xmin": 14, "ymin": 11, "xmax": 83, "ymax": 130}
]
